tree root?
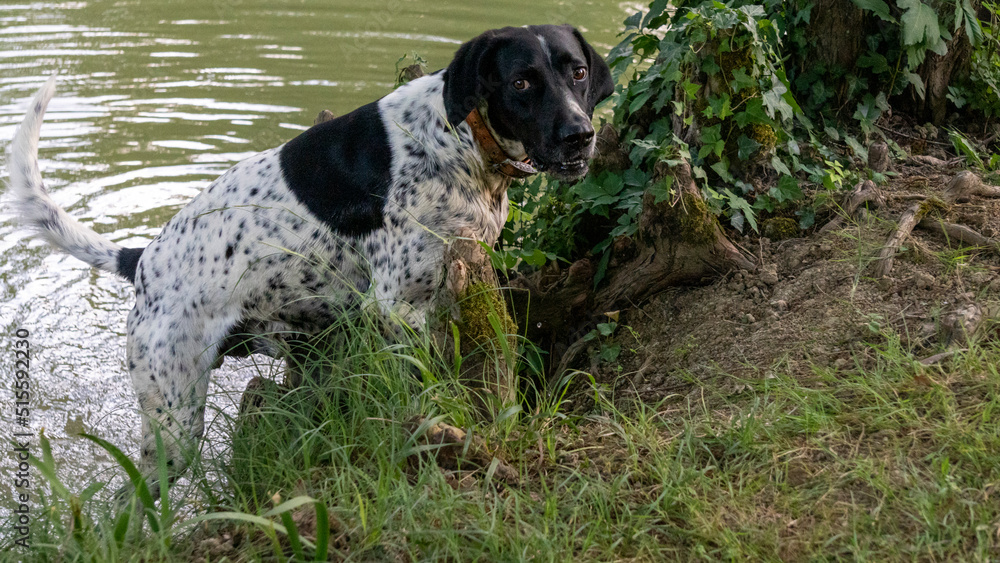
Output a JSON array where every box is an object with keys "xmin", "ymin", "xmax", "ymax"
[
  {"xmin": 872, "ymin": 198, "xmax": 946, "ymax": 278},
  {"xmin": 819, "ymin": 179, "xmax": 885, "ymax": 234},
  {"xmin": 916, "ymin": 217, "xmax": 1000, "ymax": 253},
  {"xmin": 404, "ymin": 417, "xmax": 518, "ymax": 486},
  {"xmin": 944, "ymin": 170, "xmax": 1000, "ymax": 203},
  {"xmin": 909, "ymin": 154, "xmax": 952, "ymax": 167},
  {"xmin": 508, "ymin": 161, "xmax": 755, "ymax": 376}
]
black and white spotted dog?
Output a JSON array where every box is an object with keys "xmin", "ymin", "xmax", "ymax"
[{"xmin": 8, "ymin": 25, "xmax": 613, "ymax": 489}]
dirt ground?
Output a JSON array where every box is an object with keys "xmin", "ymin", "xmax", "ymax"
[{"xmin": 586, "ymin": 139, "xmax": 1000, "ymax": 402}]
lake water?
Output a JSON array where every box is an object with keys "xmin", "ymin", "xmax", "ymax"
[{"xmin": 0, "ymin": 0, "xmax": 630, "ymax": 515}]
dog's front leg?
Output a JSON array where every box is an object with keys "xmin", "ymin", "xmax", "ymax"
[{"xmin": 120, "ymin": 304, "xmax": 237, "ymax": 505}]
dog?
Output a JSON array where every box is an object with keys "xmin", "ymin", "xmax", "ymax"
[{"xmin": 7, "ymin": 24, "xmax": 613, "ymax": 491}]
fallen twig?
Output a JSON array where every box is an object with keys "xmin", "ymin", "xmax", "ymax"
[{"xmin": 919, "ymin": 349, "xmax": 964, "ymax": 366}]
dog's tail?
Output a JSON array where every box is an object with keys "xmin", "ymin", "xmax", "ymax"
[{"xmin": 7, "ymin": 76, "xmax": 144, "ymax": 283}]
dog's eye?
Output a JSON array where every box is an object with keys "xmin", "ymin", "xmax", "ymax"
[
  {"xmin": 512, "ymin": 78, "xmax": 529, "ymax": 90},
  {"xmin": 573, "ymin": 67, "xmax": 588, "ymax": 81}
]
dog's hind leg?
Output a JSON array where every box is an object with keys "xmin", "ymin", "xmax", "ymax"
[{"xmin": 122, "ymin": 305, "xmax": 237, "ymax": 502}]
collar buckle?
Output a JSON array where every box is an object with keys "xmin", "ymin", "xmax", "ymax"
[{"xmin": 465, "ymin": 109, "xmax": 537, "ymax": 179}]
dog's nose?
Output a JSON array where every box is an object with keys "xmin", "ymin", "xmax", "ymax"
[{"xmin": 559, "ymin": 123, "xmax": 594, "ymax": 151}]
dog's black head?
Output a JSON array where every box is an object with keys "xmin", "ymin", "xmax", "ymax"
[{"xmin": 444, "ymin": 25, "xmax": 614, "ymax": 181}]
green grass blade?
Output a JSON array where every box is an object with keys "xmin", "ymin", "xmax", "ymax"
[
  {"xmin": 174, "ymin": 512, "xmax": 317, "ymax": 551},
  {"xmin": 29, "ymin": 431, "xmax": 71, "ymax": 499},
  {"xmin": 279, "ymin": 511, "xmax": 305, "ymax": 561},
  {"xmin": 113, "ymin": 509, "xmax": 131, "ymax": 549},
  {"xmin": 262, "ymin": 495, "xmax": 317, "ymax": 518},
  {"xmin": 79, "ymin": 433, "xmax": 159, "ymax": 533},
  {"xmin": 313, "ymin": 501, "xmax": 330, "ymax": 562}
]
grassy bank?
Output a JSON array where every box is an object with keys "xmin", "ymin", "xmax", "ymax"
[{"xmin": 7, "ymin": 307, "xmax": 1000, "ymax": 562}]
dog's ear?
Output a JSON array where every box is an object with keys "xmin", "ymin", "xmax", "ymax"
[
  {"xmin": 444, "ymin": 31, "xmax": 500, "ymax": 128},
  {"xmin": 572, "ymin": 28, "xmax": 615, "ymax": 114}
]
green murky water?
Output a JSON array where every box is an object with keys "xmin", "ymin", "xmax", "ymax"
[{"xmin": 0, "ymin": 0, "xmax": 629, "ymax": 510}]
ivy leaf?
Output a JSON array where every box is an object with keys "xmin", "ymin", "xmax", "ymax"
[
  {"xmin": 724, "ymin": 189, "xmax": 758, "ymax": 232},
  {"xmin": 642, "ymin": 0, "xmax": 669, "ymax": 29},
  {"xmin": 769, "ymin": 175, "xmax": 802, "ymax": 204},
  {"xmin": 899, "ymin": 0, "xmax": 943, "ymax": 47},
  {"xmin": 648, "ymin": 175, "xmax": 674, "ymax": 204},
  {"xmin": 729, "ymin": 68, "xmax": 756, "ymax": 93},
  {"xmin": 623, "ymin": 168, "xmax": 648, "ymax": 186},
  {"xmin": 770, "ymin": 155, "xmax": 791, "ymax": 176},
  {"xmin": 608, "ymin": 33, "xmax": 637, "ymax": 76},
  {"xmin": 730, "ymin": 210, "xmax": 746, "ymax": 231},
  {"xmin": 850, "ymin": 0, "xmax": 896, "ymax": 23},
  {"xmin": 774, "ymin": 69, "xmax": 802, "ymax": 116},
  {"xmin": 707, "ymin": 94, "xmax": 733, "ymax": 121},
  {"xmin": 762, "ymin": 79, "xmax": 793, "ymax": 122},
  {"xmin": 599, "ymin": 343, "xmax": 622, "ymax": 362},
  {"xmin": 628, "ymin": 90, "xmax": 654, "ymax": 114},
  {"xmin": 735, "ymin": 98, "xmax": 769, "ymax": 128},
  {"xmin": 853, "ymin": 94, "xmax": 881, "ymax": 137},
  {"xmin": 737, "ymin": 134, "xmax": 762, "ymax": 160},
  {"xmin": 857, "ymin": 53, "xmax": 890, "ymax": 73},
  {"xmin": 682, "ymin": 79, "xmax": 701, "ymax": 100},
  {"xmin": 711, "ymin": 159, "xmax": 734, "ymax": 182},
  {"xmin": 844, "ymin": 135, "xmax": 869, "ymax": 162},
  {"xmin": 623, "ymin": 11, "xmax": 643, "ymax": 30}
]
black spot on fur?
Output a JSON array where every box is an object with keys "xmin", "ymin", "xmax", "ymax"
[{"xmin": 279, "ymin": 102, "xmax": 393, "ymax": 238}]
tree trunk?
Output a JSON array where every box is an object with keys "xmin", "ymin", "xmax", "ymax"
[{"xmin": 915, "ymin": 24, "xmax": 974, "ymax": 125}]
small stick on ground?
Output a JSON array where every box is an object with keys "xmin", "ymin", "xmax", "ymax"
[
  {"xmin": 889, "ymin": 193, "xmax": 931, "ymax": 201},
  {"xmin": 919, "ymin": 349, "xmax": 965, "ymax": 366}
]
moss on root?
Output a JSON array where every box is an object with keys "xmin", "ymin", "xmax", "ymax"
[
  {"xmin": 458, "ymin": 282, "xmax": 518, "ymax": 346},
  {"xmin": 658, "ymin": 190, "xmax": 720, "ymax": 247},
  {"xmin": 917, "ymin": 197, "xmax": 948, "ymax": 219}
]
